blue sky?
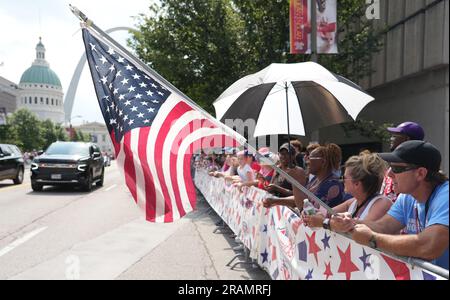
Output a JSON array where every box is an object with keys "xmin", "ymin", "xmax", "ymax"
[{"xmin": 0, "ymin": 0, "xmax": 153, "ymax": 125}]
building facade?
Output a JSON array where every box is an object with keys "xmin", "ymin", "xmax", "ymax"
[
  {"xmin": 0, "ymin": 76, "xmax": 20, "ymax": 123},
  {"xmin": 318, "ymin": 0, "xmax": 448, "ymax": 173},
  {"xmin": 17, "ymin": 38, "xmax": 65, "ymax": 124},
  {"xmin": 75, "ymin": 122, "xmax": 114, "ymax": 154}
]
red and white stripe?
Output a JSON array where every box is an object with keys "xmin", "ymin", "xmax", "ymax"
[{"xmin": 110, "ymin": 93, "xmax": 240, "ymax": 223}]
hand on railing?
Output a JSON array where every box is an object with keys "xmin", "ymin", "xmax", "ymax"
[
  {"xmin": 262, "ymin": 197, "xmax": 277, "ymax": 208},
  {"xmin": 351, "ymin": 224, "xmax": 374, "ymax": 247},
  {"xmin": 264, "ymin": 184, "xmax": 280, "ymax": 194}
]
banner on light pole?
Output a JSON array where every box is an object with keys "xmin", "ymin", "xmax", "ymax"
[{"xmin": 290, "ymin": 0, "xmax": 338, "ymax": 54}]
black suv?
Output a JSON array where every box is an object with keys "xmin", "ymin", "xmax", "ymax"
[
  {"xmin": 31, "ymin": 142, "xmax": 105, "ymax": 192},
  {"xmin": 0, "ymin": 144, "xmax": 25, "ymax": 184}
]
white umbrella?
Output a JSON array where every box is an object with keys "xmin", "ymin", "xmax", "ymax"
[{"xmin": 214, "ymin": 62, "xmax": 374, "ymax": 137}]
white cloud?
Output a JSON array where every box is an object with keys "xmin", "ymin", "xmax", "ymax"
[{"xmin": 0, "ymin": 0, "xmax": 153, "ymax": 125}]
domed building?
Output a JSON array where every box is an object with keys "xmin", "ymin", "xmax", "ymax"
[{"xmin": 17, "ymin": 37, "xmax": 64, "ymax": 123}]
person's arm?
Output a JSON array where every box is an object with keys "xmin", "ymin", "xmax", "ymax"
[
  {"xmin": 275, "ymin": 186, "xmax": 293, "ymax": 197},
  {"xmin": 245, "ymin": 170, "xmax": 253, "ymax": 183},
  {"xmin": 262, "ymin": 196, "xmax": 296, "ymax": 209},
  {"xmin": 352, "ymin": 224, "xmax": 449, "ymax": 261},
  {"xmin": 356, "ymin": 214, "xmax": 405, "ymax": 235},
  {"xmin": 286, "ymin": 167, "xmax": 307, "ymax": 210}
]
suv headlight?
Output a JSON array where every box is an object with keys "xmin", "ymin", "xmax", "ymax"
[
  {"xmin": 31, "ymin": 163, "xmax": 39, "ymax": 171},
  {"xmin": 77, "ymin": 164, "xmax": 87, "ymax": 172}
]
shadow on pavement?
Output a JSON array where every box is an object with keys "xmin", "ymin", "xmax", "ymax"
[
  {"xmin": 185, "ymin": 189, "xmax": 271, "ymax": 280},
  {"xmin": 25, "ymin": 185, "xmax": 103, "ymax": 196}
]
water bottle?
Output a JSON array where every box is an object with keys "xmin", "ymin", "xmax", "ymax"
[{"xmin": 303, "ymin": 199, "xmax": 316, "ymax": 216}]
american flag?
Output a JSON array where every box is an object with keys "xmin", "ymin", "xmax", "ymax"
[{"xmin": 82, "ymin": 29, "xmax": 241, "ymax": 222}]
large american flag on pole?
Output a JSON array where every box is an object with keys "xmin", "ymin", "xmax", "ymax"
[{"xmin": 82, "ymin": 29, "xmax": 242, "ymax": 223}]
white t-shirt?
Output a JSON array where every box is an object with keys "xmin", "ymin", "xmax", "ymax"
[{"xmin": 237, "ymin": 164, "xmax": 255, "ymax": 182}]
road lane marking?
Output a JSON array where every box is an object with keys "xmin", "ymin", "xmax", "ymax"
[
  {"xmin": 0, "ymin": 227, "xmax": 48, "ymax": 258},
  {"xmin": 104, "ymin": 184, "xmax": 117, "ymax": 192},
  {"xmin": 0, "ymin": 183, "xmax": 30, "ymax": 192}
]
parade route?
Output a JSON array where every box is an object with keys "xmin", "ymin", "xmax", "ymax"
[{"xmin": 0, "ymin": 162, "xmax": 269, "ymax": 280}]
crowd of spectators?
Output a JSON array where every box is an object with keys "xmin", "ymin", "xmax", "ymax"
[{"xmin": 196, "ymin": 122, "xmax": 448, "ymax": 270}]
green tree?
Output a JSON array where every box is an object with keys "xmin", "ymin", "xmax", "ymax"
[
  {"xmin": 70, "ymin": 128, "xmax": 90, "ymax": 142},
  {"xmin": 130, "ymin": 0, "xmax": 247, "ymax": 112},
  {"xmin": 130, "ymin": 0, "xmax": 383, "ymax": 111},
  {"xmin": 8, "ymin": 109, "xmax": 43, "ymax": 151},
  {"xmin": 54, "ymin": 124, "xmax": 69, "ymax": 142},
  {"xmin": 40, "ymin": 119, "xmax": 58, "ymax": 150}
]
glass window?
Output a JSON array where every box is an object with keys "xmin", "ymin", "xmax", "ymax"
[
  {"xmin": 46, "ymin": 98, "xmax": 49, "ymax": 105},
  {"xmin": 35, "ymin": 97, "xmax": 38, "ymax": 104},
  {"xmin": 40, "ymin": 97, "xmax": 43, "ymax": 104},
  {"xmin": 45, "ymin": 143, "xmax": 90, "ymax": 156},
  {"xmin": 51, "ymin": 99, "xmax": 54, "ymax": 105}
]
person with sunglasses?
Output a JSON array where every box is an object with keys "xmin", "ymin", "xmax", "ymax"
[
  {"xmin": 381, "ymin": 122, "xmax": 425, "ymax": 202},
  {"xmin": 351, "ymin": 141, "xmax": 449, "ymax": 270},
  {"xmin": 302, "ymin": 153, "xmax": 392, "ymax": 232}
]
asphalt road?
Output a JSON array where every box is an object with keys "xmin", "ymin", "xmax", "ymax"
[{"xmin": 0, "ymin": 162, "xmax": 269, "ymax": 280}]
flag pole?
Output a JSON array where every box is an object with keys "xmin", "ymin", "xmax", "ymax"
[
  {"xmin": 69, "ymin": 5, "xmax": 335, "ymax": 216},
  {"xmin": 69, "ymin": 4, "xmax": 245, "ymax": 146}
]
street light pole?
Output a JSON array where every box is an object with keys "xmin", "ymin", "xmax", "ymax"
[{"xmin": 311, "ymin": 0, "xmax": 318, "ymax": 62}]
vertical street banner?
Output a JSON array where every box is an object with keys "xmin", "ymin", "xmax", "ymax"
[
  {"xmin": 290, "ymin": 0, "xmax": 309, "ymax": 54},
  {"xmin": 290, "ymin": 0, "xmax": 338, "ymax": 54}
]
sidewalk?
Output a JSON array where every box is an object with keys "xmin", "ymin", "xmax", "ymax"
[{"xmin": 117, "ymin": 191, "xmax": 270, "ymax": 280}]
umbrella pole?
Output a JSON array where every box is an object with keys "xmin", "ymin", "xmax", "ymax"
[{"xmin": 285, "ymin": 82, "xmax": 293, "ymax": 168}]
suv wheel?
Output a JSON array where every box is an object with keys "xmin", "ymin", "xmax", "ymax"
[
  {"xmin": 32, "ymin": 182, "xmax": 43, "ymax": 192},
  {"xmin": 96, "ymin": 168, "xmax": 105, "ymax": 187},
  {"xmin": 83, "ymin": 172, "xmax": 93, "ymax": 192},
  {"xmin": 13, "ymin": 167, "xmax": 24, "ymax": 185}
]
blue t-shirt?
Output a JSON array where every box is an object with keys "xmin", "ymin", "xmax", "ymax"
[{"xmin": 388, "ymin": 181, "xmax": 449, "ymax": 270}]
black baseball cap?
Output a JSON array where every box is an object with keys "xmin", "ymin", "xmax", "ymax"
[
  {"xmin": 378, "ymin": 140, "xmax": 441, "ymax": 172},
  {"xmin": 279, "ymin": 143, "xmax": 295, "ymax": 153}
]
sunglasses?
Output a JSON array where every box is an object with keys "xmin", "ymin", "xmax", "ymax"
[
  {"xmin": 308, "ymin": 157, "xmax": 324, "ymax": 160},
  {"xmin": 390, "ymin": 165, "xmax": 419, "ymax": 174}
]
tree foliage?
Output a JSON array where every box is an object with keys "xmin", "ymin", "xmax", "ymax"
[
  {"xmin": 130, "ymin": 0, "xmax": 383, "ymax": 113},
  {"xmin": 0, "ymin": 109, "xmax": 70, "ymax": 151}
]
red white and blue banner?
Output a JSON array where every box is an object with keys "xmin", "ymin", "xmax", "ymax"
[
  {"xmin": 290, "ymin": 0, "xmax": 338, "ymax": 54},
  {"xmin": 195, "ymin": 169, "xmax": 446, "ymax": 280}
]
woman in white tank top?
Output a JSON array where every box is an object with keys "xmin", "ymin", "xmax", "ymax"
[{"xmin": 302, "ymin": 153, "xmax": 393, "ymax": 231}]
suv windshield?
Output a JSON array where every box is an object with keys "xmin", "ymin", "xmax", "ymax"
[{"xmin": 45, "ymin": 143, "xmax": 90, "ymax": 156}]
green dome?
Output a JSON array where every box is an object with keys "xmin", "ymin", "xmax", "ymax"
[{"xmin": 20, "ymin": 65, "xmax": 62, "ymax": 87}]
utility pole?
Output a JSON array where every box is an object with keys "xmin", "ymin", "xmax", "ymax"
[{"xmin": 310, "ymin": 0, "xmax": 318, "ymax": 62}]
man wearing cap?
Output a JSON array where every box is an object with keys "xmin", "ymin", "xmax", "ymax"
[
  {"xmin": 351, "ymin": 141, "xmax": 449, "ymax": 270},
  {"xmin": 381, "ymin": 122, "xmax": 425, "ymax": 202}
]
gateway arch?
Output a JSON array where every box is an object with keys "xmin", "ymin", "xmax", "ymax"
[{"xmin": 64, "ymin": 27, "xmax": 136, "ymax": 123}]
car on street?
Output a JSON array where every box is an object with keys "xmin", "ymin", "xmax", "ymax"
[
  {"xmin": 0, "ymin": 144, "xmax": 25, "ymax": 184},
  {"xmin": 30, "ymin": 141, "xmax": 104, "ymax": 192}
]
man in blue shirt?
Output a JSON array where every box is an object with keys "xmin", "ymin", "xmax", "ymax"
[{"xmin": 351, "ymin": 141, "xmax": 449, "ymax": 270}]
